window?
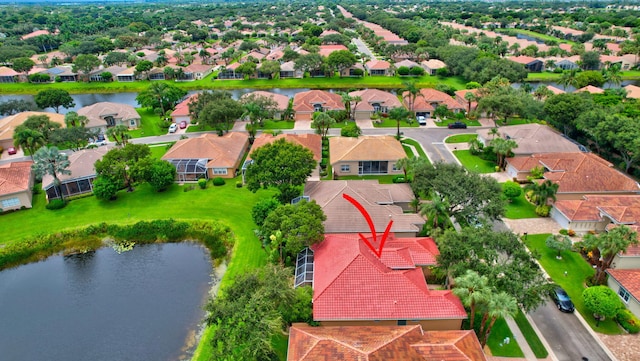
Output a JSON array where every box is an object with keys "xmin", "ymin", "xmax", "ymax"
[
  {"xmin": 130, "ymin": 119, "xmax": 136, "ymax": 127},
  {"xmin": 341, "ymin": 164, "xmax": 350, "ymax": 172},
  {"xmin": 1, "ymin": 197, "xmax": 20, "ymax": 208},
  {"xmin": 619, "ymin": 287, "xmax": 631, "ymax": 303},
  {"xmin": 358, "ymin": 161, "xmax": 388, "ymax": 175},
  {"xmin": 392, "ymin": 163, "xmax": 398, "ymax": 171},
  {"xmin": 397, "ymin": 320, "xmax": 407, "ymax": 326},
  {"xmin": 213, "ymin": 168, "xmax": 228, "ymax": 175}
]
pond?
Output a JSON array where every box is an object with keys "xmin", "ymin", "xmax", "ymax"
[
  {"xmin": 0, "ymin": 88, "xmax": 311, "ymax": 114},
  {"xmin": 0, "ymin": 243, "xmax": 215, "ymax": 361}
]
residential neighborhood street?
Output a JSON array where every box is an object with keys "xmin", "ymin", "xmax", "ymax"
[{"xmin": 531, "ymin": 301, "xmax": 613, "ymax": 361}]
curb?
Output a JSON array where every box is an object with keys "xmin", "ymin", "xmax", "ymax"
[
  {"xmin": 523, "ymin": 312, "xmax": 559, "ymax": 361},
  {"xmin": 572, "ymin": 310, "xmax": 619, "ymax": 361}
]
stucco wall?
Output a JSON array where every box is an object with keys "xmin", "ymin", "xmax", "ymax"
[
  {"xmin": 608, "ymin": 277, "xmax": 640, "ymax": 319},
  {"xmin": 318, "ymin": 318, "xmax": 463, "ymax": 330},
  {"xmin": 0, "ymin": 190, "xmax": 33, "ymax": 211},
  {"xmin": 613, "ymin": 255, "xmax": 640, "ymax": 270}
]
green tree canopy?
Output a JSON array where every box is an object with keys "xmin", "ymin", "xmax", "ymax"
[
  {"xmin": 583, "ymin": 225, "xmax": 638, "ymax": 284},
  {"xmin": 34, "ymin": 89, "xmax": 75, "ymax": 113},
  {"xmin": 136, "ymin": 82, "xmax": 187, "ymax": 116},
  {"xmin": 73, "ymin": 54, "xmax": 101, "ymax": 80},
  {"xmin": 583, "ymin": 286, "xmax": 623, "ymax": 326},
  {"xmin": 31, "ymin": 146, "xmax": 71, "ymax": 201}
]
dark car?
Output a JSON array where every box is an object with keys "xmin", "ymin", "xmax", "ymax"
[
  {"xmin": 550, "ymin": 287, "xmax": 575, "ymax": 313},
  {"xmin": 447, "ymin": 121, "xmax": 468, "ymax": 129},
  {"xmin": 179, "ymin": 120, "xmax": 187, "ymax": 129}
]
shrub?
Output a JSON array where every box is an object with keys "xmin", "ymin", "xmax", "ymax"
[
  {"xmin": 45, "ymin": 199, "xmax": 67, "ymax": 210},
  {"xmin": 236, "ymin": 181, "xmax": 243, "ymax": 188},
  {"xmin": 409, "ymin": 66, "xmax": 425, "ymax": 76},
  {"xmin": 198, "ymin": 178, "xmax": 207, "ymax": 189},
  {"xmin": 340, "ymin": 122, "xmax": 362, "ymax": 137},
  {"xmin": 503, "ymin": 181, "xmax": 522, "ymax": 202},
  {"xmin": 616, "ymin": 309, "xmax": 640, "ymax": 334},
  {"xmin": 535, "ymin": 205, "xmax": 551, "ymax": 217},
  {"xmin": 212, "ymin": 177, "xmax": 225, "ymax": 186},
  {"xmin": 396, "ymin": 66, "xmax": 410, "ymax": 76},
  {"xmin": 392, "ymin": 175, "xmax": 406, "ymax": 183},
  {"xmin": 559, "ymin": 229, "xmax": 569, "ymax": 235}
]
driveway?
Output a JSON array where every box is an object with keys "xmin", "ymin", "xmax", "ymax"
[
  {"xmin": 352, "ymin": 38, "xmax": 376, "ymax": 60},
  {"xmin": 530, "ymin": 301, "xmax": 612, "ymax": 361}
]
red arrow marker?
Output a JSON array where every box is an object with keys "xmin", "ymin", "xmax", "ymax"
[{"xmin": 343, "ymin": 193, "xmax": 393, "ymax": 258}]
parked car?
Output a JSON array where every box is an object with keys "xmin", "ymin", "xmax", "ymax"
[
  {"xmin": 7, "ymin": 146, "xmax": 17, "ymax": 155},
  {"xmin": 179, "ymin": 121, "xmax": 187, "ymax": 129},
  {"xmin": 550, "ymin": 287, "xmax": 575, "ymax": 313},
  {"xmin": 447, "ymin": 121, "xmax": 468, "ymax": 129},
  {"xmin": 417, "ymin": 115, "xmax": 427, "ymax": 126},
  {"xmin": 168, "ymin": 123, "xmax": 178, "ymax": 133},
  {"xmin": 86, "ymin": 139, "xmax": 107, "ymax": 148}
]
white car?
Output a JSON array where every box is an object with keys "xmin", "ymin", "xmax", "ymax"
[
  {"xmin": 417, "ymin": 115, "xmax": 427, "ymax": 126},
  {"xmin": 168, "ymin": 123, "xmax": 178, "ymax": 133}
]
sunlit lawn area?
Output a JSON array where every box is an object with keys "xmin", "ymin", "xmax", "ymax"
[
  {"xmin": 445, "ymin": 134, "xmax": 477, "ymax": 144},
  {"xmin": 527, "ymin": 70, "xmax": 640, "ymax": 82},
  {"xmin": 262, "ymin": 120, "xmax": 295, "ymax": 130},
  {"xmin": 401, "ymin": 138, "xmax": 429, "ymax": 160},
  {"xmin": 434, "ymin": 118, "xmax": 481, "ymax": 127},
  {"xmin": 148, "ymin": 143, "xmax": 172, "ymax": 159},
  {"xmin": 129, "ymin": 108, "xmax": 166, "ymax": 138},
  {"xmin": 372, "ymin": 118, "xmax": 419, "ymax": 128},
  {"xmin": 454, "ymin": 150, "xmax": 495, "ymax": 173},
  {"xmin": 486, "ymin": 317, "xmax": 525, "ymax": 357},
  {"xmin": 523, "ymin": 234, "xmax": 622, "ymax": 335},
  {"xmin": 503, "ymin": 186, "xmax": 538, "ymax": 219},
  {"xmin": 496, "ymin": 28, "xmax": 575, "ymax": 45},
  {"xmin": 514, "ymin": 309, "xmax": 548, "ymax": 358},
  {"xmin": 186, "ymin": 123, "xmax": 217, "ymax": 133},
  {"xmin": 337, "ymin": 174, "xmax": 397, "ymax": 184}
]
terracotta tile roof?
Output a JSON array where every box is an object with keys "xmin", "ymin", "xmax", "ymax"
[
  {"xmin": 293, "ymin": 90, "xmax": 344, "ymax": 113},
  {"xmin": 547, "ymin": 85, "xmax": 565, "ymax": 95},
  {"xmin": 477, "ymin": 124, "xmax": 581, "ymax": 155},
  {"xmin": 606, "ymin": 269, "xmax": 640, "ymax": 302},
  {"xmin": 0, "ymin": 112, "xmax": 65, "ymax": 143},
  {"xmin": 250, "ymin": 133, "xmax": 321, "ymax": 161},
  {"xmin": 288, "ymin": 324, "xmax": 486, "ymax": 361},
  {"xmin": 241, "ymin": 90, "xmax": 290, "ymax": 111},
  {"xmin": 311, "ymin": 234, "xmax": 467, "ymax": 321},
  {"xmin": 365, "ymin": 60, "xmax": 392, "ymax": 70},
  {"xmin": 171, "ymin": 93, "xmax": 199, "ymax": 117},
  {"xmin": 624, "ymin": 85, "xmax": 640, "ymax": 99},
  {"xmin": 78, "ymin": 102, "xmax": 140, "ymax": 129},
  {"xmin": 395, "ymin": 60, "xmax": 420, "ymax": 68},
  {"xmin": 507, "ymin": 152, "xmax": 640, "ymax": 194},
  {"xmin": 576, "ymin": 85, "xmax": 604, "ymax": 94},
  {"xmin": 318, "ymin": 45, "xmax": 348, "ymax": 57},
  {"xmin": 21, "ymin": 29, "xmax": 51, "ymax": 40},
  {"xmin": 305, "ymin": 180, "xmax": 423, "ymax": 234},
  {"xmin": 0, "ymin": 66, "xmax": 19, "ymax": 76},
  {"xmin": 161, "ymin": 132, "xmax": 248, "ymax": 169},
  {"xmin": 41, "ymin": 148, "xmax": 110, "ymax": 190},
  {"xmin": 349, "ymin": 89, "xmax": 403, "ymax": 112},
  {"xmin": 330, "ymin": 135, "xmax": 405, "ymax": 163},
  {"xmin": 508, "ymin": 56, "xmax": 542, "ymax": 65},
  {"xmin": 0, "ymin": 161, "xmax": 33, "ymax": 196},
  {"xmin": 185, "ymin": 64, "xmax": 212, "ymax": 72},
  {"xmin": 421, "ymin": 59, "xmax": 446, "ymax": 69},
  {"xmin": 406, "ymin": 88, "xmax": 464, "ymax": 112}
]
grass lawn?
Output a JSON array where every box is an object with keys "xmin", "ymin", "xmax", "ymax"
[
  {"xmin": 503, "ymin": 187, "xmax": 539, "ymax": 219},
  {"xmin": 262, "ymin": 120, "xmax": 295, "ymax": 130},
  {"xmin": 148, "ymin": 143, "xmax": 172, "ymax": 159},
  {"xmin": 403, "ymin": 145, "xmax": 414, "ymax": 158},
  {"xmin": 372, "ymin": 118, "xmax": 419, "ymax": 128},
  {"xmin": 486, "ymin": 317, "xmax": 525, "ymax": 357},
  {"xmin": 445, "ymin": 134, "xmax": 477, "ymax": 144},
  {"xmin": 496, "ymin": 28, "xmax": 575, "ymax": 45},
  {"xmin": 523, "ymin": 234, "xmax": 622, "ymax": 335},
  {"xmin": 129, "ymin": 108, "xmax": 166, "ymax": 138},
  {"xmin": 527, "ymin": 70, "xmax": 640, "ymax": 82},
  {"xmin": 514, "ymin": 309, "xmax": 549, "ymax": 358},
  {"xmin": 434, "ymin": 118, "xmax": 481, "ymax": 127},
  {"xmin": 0, "ymin": 75, "xmax": 469, "ymax": 95},
  {"xmin": 337, "ymin": 174, "xmax": 397, "ymax": 184},
  {"xmin": 401, "ymin": 138, "xmax": 429, "ymax": 160},
  {"xmin": 186, "ymin": 124, "xmax": 217, "ymax": 133},
  {"xmin": 454, "ymin": 150, "xmax": 496, "ymax": 173}
]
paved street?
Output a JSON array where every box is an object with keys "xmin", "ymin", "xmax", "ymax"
[
  {"xmin": 351, "ymin": 37, "xmax": 377, "ymax": 60},
  {"xmin": 531, "ymin": 301, "xmax": 613, "ymax": 361}
]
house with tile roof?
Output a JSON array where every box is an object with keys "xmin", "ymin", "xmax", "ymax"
[
  {"xmin": 217, "ymin": 62, "xmax": 243, "ymax": 80},
  {"xmin": 508, "ymin": 56, "xmax": 544, "ymax": 72},
  {"xmin": 304, "ymin": 180, "xmax": 423, "ymax": 236},
  {"xmin": 42, "ymin": 147, "xmax": 110, "ymax": 201},
  {"xmin": 349, "ymin": 89, "xmax": 403, "ymax": 120},
  {"xmin": 0, "ymin": 66, "xmax": 19, "ymax": 83},
  {"xmin": 279, "ymin": 61, "xmax": 303, "ymax": 79},
  {"xmin": 116, "ymin": 67, "xmax": 136, "ymax": 82},
  {"xmin": 477, "ymin": 124, "xmax": 584, "ymax": 156},
  {"xmin": 0, "ymin": 161, "xmax": 34, "ymax": 212},
  {"xmin": 240, "ymin": 91, "xmax": 290, "ymax": 120},
  {"xmin": 551, "ymin": 195, "xmax": 640, "ymax": 236},
  {"xmin": 365, "ymin": 60, "xmax": 392, "ymax": 76},
  {"xmin": 0, "ymin": 111, "xmax": 65, "ymax": 150},
  {"xmin": 421, "ymin": 59, "xmax": 446, "ymax": 75},
  {"xmin": 506, "ymin": 152, "xmax": 640, "ymax": 200},
  {"xmin": 292, "ymin": 90, "xmax": 344, "ymax": 121},
  {"xmin": 404, "ymin": 88, "xmax": 464, "ymax": 119},
  {"xmin": 171, "ymin": 93, "xmax": 199, "ymax": 124},
  {"xmin": 310, "ymin": 233, "xmax": 466, "ymax": 328},
  {"xmin": 78, "ymin": 102, "xmax": 140, "ymax": 135},
  {"xmin": 162, "ymin": 132, "xmax": 248, "ymax": 181},
  {"xmin": 330, "ymin": 135, "xmax": 406, "ymax": 177},
  {"xmin": 339, "ymin": 62, "xmax": 365, "ymax": 77},
  {"xmin": 575, "ymin": 85, "xmax": 604, "ymax": 94},
  {"xmin": 88, "ymin": 65, "xmax": 127, "ymax": 82},
  {"xmin": 624, "ymin": 84, "xmax": 640, "ymax": 99},
  {"xmin": 183, "ymin": 64, "xmax": 213, "ymax": 80},
  {"xmin": 287, "ymin": 324, "xmax": 486, "ymax": 361},
  {"xmin": 250, "ymin": 133, "xmax": 321, "ymax": 161},
  {"xmin": 454, "ymin": 89, "xmax": 479, "ymax": 113},
  {"xmin": 607, "ymin": 269, "xmax": 640, "ymax": 319},
  {"xmin": 318, "ymin": 44, "xmax": 348, "ymax": 57}
]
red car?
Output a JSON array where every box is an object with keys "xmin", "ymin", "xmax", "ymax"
[
  {"xmin": 179, "ymin": 121, "xmax": 187, "ymax": 129},
  {"xmin": 7, "ymin": 147, "xmax": 17, "ymax": 155}
]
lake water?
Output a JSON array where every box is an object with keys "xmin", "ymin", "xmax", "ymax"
[{"xmin": 0, "ymin": 243, "xmax": 214, "ymax": 361}]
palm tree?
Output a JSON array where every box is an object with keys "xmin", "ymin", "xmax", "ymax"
[
  {"xmin": 13, "ymin": 127, "xmax": 46, "ymax": 159},
  {"xmin": 420, "ymin": 191, "xmax": 450, "ymax": 229},
  {"xmin": 603, "ymin": 64, "xmax": 622, "ymax": 89},
  {"xmin": 544, "ymin": 59, "xmax": 556, "ymax": 71},
  {"xmin": 559, "ymin": 69, "xmax": 579, "ymax": 91},
  {"xmin": 533, "ymin": 85, "xmax": 554, "ymax": 101},
  {"xmin": 479, "ymin": 292, "xmax": 518, "ymax": 347},
  {"xmin": 106, "ymin": 125, "xmax": 131, "ymax": 146},
  {"xmin": 400, "ymin": 79, "xmax": 421, "ymax": 117},
  {"xmin": 488, "ymin": 127, "xmax": 500, "ymax": 140},
  {"xmin": 394, "ymin": 157, "xmax": 411, "ymax": 179},
  {"xmin": 490, "ymin": 137, "xmax": 518, "ymax": 170},
  {"xmin": 525, "ymin": 180, "xmax": 559, "ymax": 207},
  {"xmin": 31, "ymin": 146, "xmax": 71, "ymax": 201},
  {"xmin": 409, "ymin": 197, "xmax": 421, "ymax": 213},
  {"xmin": 388, "ymin": 106, "xmax": 411, "ymax": 140},
  {"xmin": 64, "ymin": 111, "xmax": 89, "ymax": 128},
  {"xmin": 464, "ymin": 91, "xmax": 476, "ymax": 114},
  {"xmin": 453, "ymin": 270, "xmax": 490, "ymax": 331}
]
